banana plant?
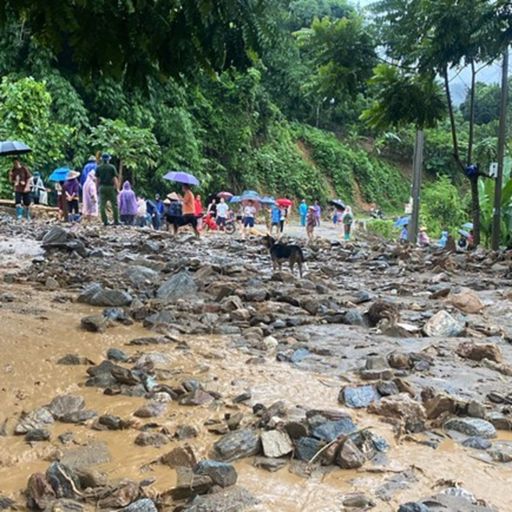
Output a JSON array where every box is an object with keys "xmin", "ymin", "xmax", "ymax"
[{"xmin": 479, "ymin": 163, "xmax": 512, "ymax": 247}]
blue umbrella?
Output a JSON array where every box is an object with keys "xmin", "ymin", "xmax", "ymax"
[
  {"xmin": 229, "ymin": 196, "xmax": 241, "ymax": 204},
  {"xmin": 394, "ymin": 216, "xmax": 410, "ymax": 228},
  {"xmin": 0, "ymin": 140, "xmax": 31, "ymax": 156},
  {"xmin": 49, "ymin": 167, "xmax": 71, "ymax": 182},
  {"xmin": 260, "ymin": 196, "xmax": 276, "ymax": 206},
  {"xmin": 462, "ymin": 222, "xmax": 474, "ymax": 230},
  {"xmin": 240, "ymin": 190, "xmax": 261, "ymax": 202},
  {"xmin": 163, "ymin": 170, "xmax": 200, "ymax": 186}
]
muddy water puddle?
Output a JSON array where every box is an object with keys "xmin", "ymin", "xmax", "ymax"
[{"xmin": 1, "ymin": 286, "xmax": 512, "ymax": 511}]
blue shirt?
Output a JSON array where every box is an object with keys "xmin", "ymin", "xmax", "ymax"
[
  {"xmin": 299, "ymin": 203, "xmax": 308, "ymax": 216},
  {"xmin": 271, "ymin": 206, "xmax": 281, "ymax": 224}
]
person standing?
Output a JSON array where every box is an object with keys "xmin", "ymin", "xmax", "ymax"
[
  {"xmin": 313, "ymin": 201, "xmax": 321, "ymax": 227},
  {"xmin": 194, "ymin": 194, "xmax": 203, "ymax": 229},
  {"xmin": 243, "ymin": 200, "xmax": 257, "ymax": 233},
  {"xmin": 306, "ymin": 206, "xmax": 316, "ymax": 241},
  {"xmin": 182, "ymin": 184, "xmax": 200, "ymax": 237},
  {"xmin": 118, "ymin": 180, "xmax": 138, "ymax": 225},
  {"xmin": 80, "ymin": 155, "xmax": 97, "ymax": 189},
  {"xmin": 28, "ymin": 172, "xmax": 47, "ymax": 205},
  {"xmin": 299, "ymin": 199, "xmax": 308, "ymax": 227},
  {"xmin": 207, "ymin": 197, "xmax": 217, "ymax": 219},
  {"xmin": 216, "ymin": 197, "xmax": 229, "ymax": 231},
  {"xmin": 96, "ymin": 153, "xmax": 120, "ymax": 226},
  {"xmin": 82, "ymin": 171, "xmax": 98, "ymax": 222},
  {"xmin": 136, "ymin": 196, "xmax": 148, "ymax": 227},
  {"xmin": 64, "ymin": 170, "xmax": 81, "ymax": 222},
  {"xmin": 342, "ymin": 205, "xmax": 354, "ymax": 241},
  {"xmin": 270, "ymin": 204, "xmax": 281, "ymax": 235},
  {"xmin": 9, "ymin": 158, "xmax": 32, "ymax": 220}
]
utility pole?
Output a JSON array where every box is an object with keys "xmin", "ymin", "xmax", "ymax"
[
  {"xmin": 408, "ymin": 129, "xmax": 424, "ymax": 244},
  {"xmin": 492, "ymin": 47, "xmax": 509, "ymax": 250}
]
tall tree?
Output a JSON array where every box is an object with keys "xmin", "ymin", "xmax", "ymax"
[
  {"xmin": 0, "ymin": 0, "xmax": 283, "ymax": 84},
  {"xmin": 373, "ymin": 0, "xmax": 510, "ymax": 245}
]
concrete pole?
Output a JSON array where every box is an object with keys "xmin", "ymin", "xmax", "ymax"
[
  {"xmin": 408, "ymin": 129, "xmax": 424, "ymax": 244},
  {"xmin": 492, "ymin": 48, "xmax": 509, "ymax": 251}
]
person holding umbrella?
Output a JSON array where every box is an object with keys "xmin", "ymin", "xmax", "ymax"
[
  {"xmin": 181, "ymin": 184, "xmax": 200, "ymax": 237},
  {"xmin": 9, "ymin": 158, "xmax": 32, "ymax": 220},
  {"xmin": 96, "ymin": 153, "xmax": 120, "ymax": 226}
]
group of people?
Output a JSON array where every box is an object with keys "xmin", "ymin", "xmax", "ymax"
[{"xmin": 8, "ymin": 154, "xmax": 357, "ymax": 242}]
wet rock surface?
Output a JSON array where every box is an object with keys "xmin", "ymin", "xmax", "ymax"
[{"xmin": 1, "ymin": 222, "xmax": 512, "ymax": 511}]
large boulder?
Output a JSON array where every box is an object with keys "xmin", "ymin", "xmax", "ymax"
[
  {"xmin": 456, "ymin": 342, "xmax": 502, "ymax": 363},
  {"xmin": 157, "ymin": 271, "xmax": 197, "ymax": 302},
  {"xmin": 194, "ymin": 460, "xmax": 238, "ymax": 488},
  {"xmin": 42, "ymin": 226, "xmax": 87, "ymax": 256},
  {"xmin": 15, "ymin": 407, "xmax": 54, "ymax": 434}
]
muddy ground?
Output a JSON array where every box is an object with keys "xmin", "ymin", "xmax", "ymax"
[{"xmin": 1, "ymin": 218, "xmax": 512, "ymax": 512}]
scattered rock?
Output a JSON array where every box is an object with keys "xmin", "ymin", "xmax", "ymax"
[
  {"xmin": 336, "ymin": 439, "xmax": 366, "ymax": 469},
  {"xmin": 444, "ymin": 418, "xmax": 497, "ymax": 439},
  {"xmin": 160, "ymin": 446, "xmax": 197, "ymax": 468},
  {"xmin": 213, "ymin": 429, "xmax": 261, "ymax": 461},
  {"xmin": 157, "ymin": 271, "xmax": 197, "ymax": 302},
  {"xmin": 118, "ymin": 499, "xmax": 158, "ymax": 512},
  {"xmin": 15, "ymin": 408, "xmax": 54, "ymax": 435},
  {"xmin": 456, "ymin": 342, "xmax": 502, "ymax": 363},
  {"xmin": 339, "ymin": 385, "xmax": 379, "ymax": 408},
  {"xmin": 134, "ymin": 432, "xmax": 169, "ymax": 447},
  {"xmin": 80, "ymin": 315, "xmax": 108, "ymax": 333},
  {"xmin": 253, "ymin": 457, "xmax": 288, "ymax": 472},
  {"xmin": 194, "ymin": 460, "xmax": 238, "ymax": 487},
  {"xmin": 448, "ymin": 290, "xmax": 485, "ymax": 314},
  {"xmin": 78, "ymin": 283, "xmax": 132, "ymax": 307},
  {"xmin": 422, "ymin": 310, "xmax": 464, "ymax": 337},
  {"xmin": 133, "ymin": 401, "xmax": 167, "ymax": 418},
  {"xmin": 25, "ymin": 429, "xmax": 50, "ymax": 442},
  {"xmin": 260, "ymin": 430, "xmax": 294, "ymax": 458}
]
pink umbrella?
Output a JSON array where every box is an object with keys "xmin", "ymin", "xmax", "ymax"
[{"xmin": 217, "ymin": 191, "xmax": 233, "ymax": 199}]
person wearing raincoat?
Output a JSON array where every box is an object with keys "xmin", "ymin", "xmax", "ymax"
[
  {"xmin": 118, "ymin": 181, "xmax": 138, "ymax": 225},
  {"xmin": 82, "ymin": 171, "xmax": 98, "ymax": 222}
]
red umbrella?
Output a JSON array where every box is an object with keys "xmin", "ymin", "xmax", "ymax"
[
  {"xmin": 217, "ymin": 191, "xmax": 233, "ymax": 199},
  {"xmin": 277, "ymin": 198, "xmax": 293, "ymax": 208}
]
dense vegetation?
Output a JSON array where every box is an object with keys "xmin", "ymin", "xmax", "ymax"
[{"xmin": 0, "ymin": 0, "xmax": 511, "ymax": 240}]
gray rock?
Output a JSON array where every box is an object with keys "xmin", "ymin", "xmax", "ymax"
[
  {"xmin": 157, "ymin": 271, "xmax": 197, "ymax": 302},
  {"xmin": 45, "ymin": 499, "xmax": 83, "ymax": 512},
  {"xmin": 42, "ymin": 226, "xmax": 87, "ymax": 256},
  {"xmin": 119, "ymin": 499, "xmax": 158, "ymax": 512},
  {"xmin": 344, "ymin": 310, "xmax": 367, "ymax": 326},
  {"xmin": 15, "ymin": 407, "xmax": 54, "ymax": 434},
  {"xmin": 48, "ymin": 395, "xmax": 85, "ymax": 421},
  {"xmin": 134, "ymin": 401, "xmax": 167, "ymax": 418},
  {"xmin": 336, "ymin": 439, "xmax": 366, "ymax": 469},
  {"xmin": 398, "ymin": 503, "xmax": 430, "ymax": 512},
  {"xmin": 213, "ymin": 429, "xmax": 261, "ymax": 461},
  {"xmin": 160, "ymin": 446, "xmax": 197, "ymax": 468},
  {"xmin": 142, "ymin": 310, "xmax": 176, "ymax": 329},
  {"xmin": 340, "ymin": 385, "xmax": 379, "ymax": 408},
  {"xmin": 78, "ymin": 283, "xmax": 132, "ymax": 307},
  {"xmin": 107, "ymin": 348, "xmax": 129, "ymax": 362},
  {"xmin": 260, "ymin": 430, "xmax": 294, "ymax": 458},
  {"xmin": 134, "ymin": 432, "xmax": 169, "ymax": 447},
  {"xmin": 25, "ymin": 429, "xmax": 51, "ymax": 442},
  {"xmin": 294, "ymin": 437, "xmax": 324, "ymax": 461},
  {"xmin": 46, "ymin": 463, "xmax": 80, "ymax": 499},
  {"xmin": 97, "ymin": 415, "xmax": 129, "ymax": 430},
  {"xmin": 422, "ymin": 310, "xmax": 464, "ymax": 337},
  {"xmin": 60, "ymin": 442, "xmax": 112, "ymax": 469},
  {"xmin": 126, "ymin": 266, "xmax": 159, "ymax": 287},
  {"xmin": 179, "ymin": 389, "xmax": 214, "ymax": 406},
  {"xmin": 444, "ymin": 418, "xmax": 496, "ymax": 439},
  {"xmin": 462, "ymin": 437, "xmax": 492, "ymax": 450},
  {"xmin": 168, "ymin": 466, "xmax": 213, "ymax": 500},
  {"xmin": 253, "ymin": 456, "xmax": 288, "ymax": 472},
  {"xmin": 489, "ymin": 441, "xmax": 512, "ymax": 462},
  {"xmin": 195, "ymin": 460, "xmax": 238, "ymax": 487},
  {"xmin": 0, "ymin": 496, "xmax": 16, "ymax": 510},
  {"xmin": 80, "ymin": 315, "xmax": 108, "ymax": 333},
  {"xmin": 57, "ymin": 354, "xmax": 93, "ymax": 365},
  {"xmin": 312, "ymin": 417, "xmax": 356, "ymax": 442},
  {"xmin": 182, "ymin": 486, "xmax": 258, "ymax": 512}
]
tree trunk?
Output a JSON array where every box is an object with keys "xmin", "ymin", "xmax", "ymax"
[
  {"xmin": 467, "ymin": 60, "xmax": 480, "ymax": 246},
  {"xmin": 444, "ymin": 66, "xmax": 480, "ymax": 246},
  {"xmin": 118, "ymin": 159, "xmax": 123, "ymax": 191}
]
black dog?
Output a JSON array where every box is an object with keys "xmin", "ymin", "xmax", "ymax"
[{"xmin": 263, "ymin": 235, "xmax": 304, "ymax": 278}]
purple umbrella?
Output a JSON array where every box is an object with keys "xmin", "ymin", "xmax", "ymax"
[{"xmin": 163, "ymin": 171, "xmax": 200, "ymax": 186}]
